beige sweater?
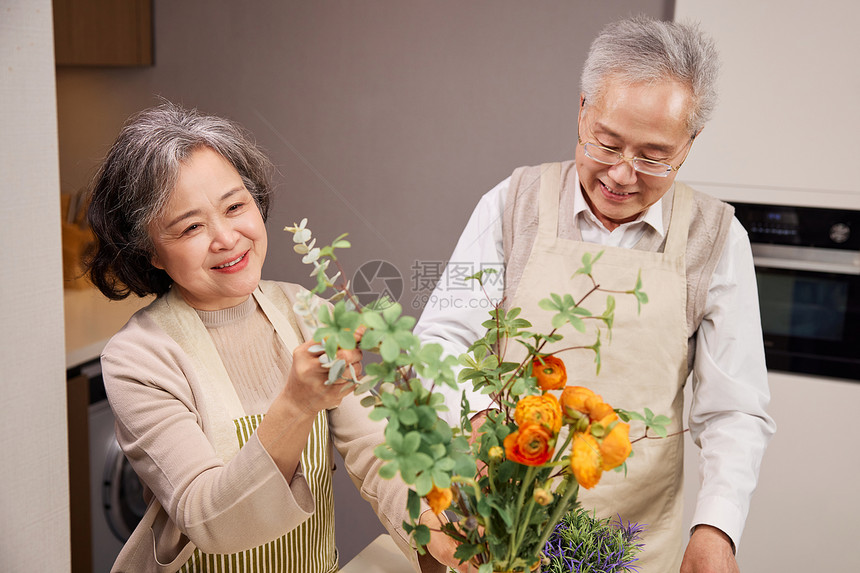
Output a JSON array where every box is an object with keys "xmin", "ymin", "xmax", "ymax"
[{"xmin": 101, "ymin": 281, "xmax": 436, "ymax": 571}]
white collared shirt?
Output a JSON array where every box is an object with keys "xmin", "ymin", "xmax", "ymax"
[{"xmin": 414, "ymin": 173, "xmax": 776, "ymax": 550}]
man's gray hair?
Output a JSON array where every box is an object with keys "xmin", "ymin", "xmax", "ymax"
[{"xmin": 581, "ymin": 16, "xmax": 720, "ymax": 135}]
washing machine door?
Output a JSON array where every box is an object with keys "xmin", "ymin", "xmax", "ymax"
[{"xmin": 102, "ymin": 438, "xmax": 147, "ymax": 541}]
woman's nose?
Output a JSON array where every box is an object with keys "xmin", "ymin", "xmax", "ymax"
[{"xmin": 210, "ymin": 221, "xmax": 239, "ymax": 250}]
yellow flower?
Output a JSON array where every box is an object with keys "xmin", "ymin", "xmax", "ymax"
[
  {"xmin": 514, "ymin": 393, "xmax": 563, "ymax": 434},
  {"xmin": 571, "ymin": 432, "xmax": 603, "ymax": 489},
  {"xmin": 488, "ymin": 446, "xmax": 505, "ymax": 462},
  {"xmin": 533, "ymin": 487, "xmax": 553, "ymax": 506},
  {"xmin": 425, "ymin": 485, "xmax": 453, "ymax": 515},
  {"xmin": 504, "ymin": 424, "xmax": 554, "ymax": 466},
  {"xmin": 532, "ymin": 355, "xmax": 567, "ymax": 391}
]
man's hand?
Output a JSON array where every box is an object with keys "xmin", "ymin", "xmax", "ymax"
[{"xmin": 680, "ymin": 525, "xmax": 739, "ymax": 573}]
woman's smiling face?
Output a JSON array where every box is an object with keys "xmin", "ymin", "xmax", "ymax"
[
  {"xmin": 575, "ymin": 76, "xmax": 695, "ymax": 231},
  {"xmin": 149, "ymin": 146, "xmax": 268, "ymax": 310}
]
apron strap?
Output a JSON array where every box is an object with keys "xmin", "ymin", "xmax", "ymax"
[
  {"xmin": 255, "ymin": 280, "xmax": 306, "ymax": 352},
  {"xmin": 148, "ymin": 289, "xmax": 245, "ymax": 461},
  {"xmin": 537, "ymin": 162, "xmax": 562, "ymax": 238},
  {"xmin": 664, "ymin": 182, "xmax": 694, "ymax": 258}
]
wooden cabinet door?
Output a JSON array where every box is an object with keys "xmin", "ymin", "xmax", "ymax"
[{"xmin": 53, "ymin": 0, "xmax": 153, "ymax": 67}]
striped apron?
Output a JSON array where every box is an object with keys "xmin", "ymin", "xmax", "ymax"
[{"xmin": 179, "ymin": 412, "xmax": 336, "ymax": 573}]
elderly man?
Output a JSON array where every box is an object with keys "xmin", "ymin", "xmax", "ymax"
[{"xmin": 415, "ymin": 16, "xmax": 775, "ymax": 573}]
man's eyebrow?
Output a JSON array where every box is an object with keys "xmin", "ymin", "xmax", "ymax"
[{"xmin": 591, "ymin": 121, "xmax": 678, "ymax": 155}]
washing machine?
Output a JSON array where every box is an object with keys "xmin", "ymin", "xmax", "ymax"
[{"xmin": 83, "ymin": 361, "xmax": 146, "ymax": 572}]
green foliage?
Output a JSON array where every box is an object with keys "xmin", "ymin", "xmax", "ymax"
[
  {"xmin": 617, "ymin": 407, "xmax": 671, "ymax": 438},
  {"xmin": 285, "ymin": 222, "xmax": 665, "ymax": 572}
]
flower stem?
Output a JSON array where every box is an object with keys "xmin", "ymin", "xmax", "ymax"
[{"xmin": 535, "ymin": 476, "xmax": 579, "ymax": 552}]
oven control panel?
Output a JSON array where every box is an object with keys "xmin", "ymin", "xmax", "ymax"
[{"xmin": 731, "ymin": 202, "xmax": 860, "ymax": 250}]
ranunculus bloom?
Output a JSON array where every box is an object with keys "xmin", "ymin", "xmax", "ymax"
[
  {"xmin": 560, "ymin": 386, "xmax": 617, "ymax": 426},
  {"xmin": 532, "ymin": 355, "xmax": 567, "ymax": 390},
  {"xmin": 425, "ymin": 485, "xmax": 453, "ymax": 515},
  {"xmin": 571, "ymin": 432, "xmax": 603, "ymax": 489},
  {"xmin": 559, "ymin": 386, "xmax": 597, "ymax": 417},
  {"xmin": 586, "ymin": 396, "xmax": 615, "ymax": 422},
  {"xmin": 504, "ymin": 424, "xmax": 554, "ymax": 466},
  {"xmin": 599, "ymin": 420, "xmax": 632, "ymax": 471},
  {"xmin": 514, "ymin": 394, "xmax": 563, "ymax": 434}
]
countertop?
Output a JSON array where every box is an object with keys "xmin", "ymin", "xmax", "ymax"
[
  {"xmin": 341, "ymin": 534, "xmax": 414, "ymax": 573},
  {"xmin": 64, "ymin": 287, "xmax": 153, "ymax": 369}
]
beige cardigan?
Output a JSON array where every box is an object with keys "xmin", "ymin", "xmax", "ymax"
[{"xmin": 101, "ymin": 281, "xmax": 437, "ymax": 571}]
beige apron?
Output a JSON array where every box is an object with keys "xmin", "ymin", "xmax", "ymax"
[{"xmin": 506, "ymin": 163, "xmax": 690, "ymax": 572}]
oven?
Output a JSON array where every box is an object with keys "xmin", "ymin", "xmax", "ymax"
[{"xmin": 732, "ymin": 202, "xmax": 860, "ymax": 381}]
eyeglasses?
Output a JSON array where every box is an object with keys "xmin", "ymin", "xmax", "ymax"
[
  {"xmin": 577, "ymin": 137, "xmax": 687, "ymax": 178},
  {"xmin": 576, "ymin": 101, "xmax": 694, "ymax": 178}
]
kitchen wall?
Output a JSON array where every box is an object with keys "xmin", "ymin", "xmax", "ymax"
[
  {"xmin": 0, "ymin": 1, "xmax": 69, "ymax": 571},
  {"xmin": 55, "ymin": 0, "xmax": 672, "ymax": 563},
  {"xmin": 674, "ymin": 1, "xmax": 860, "ymax": 571}
]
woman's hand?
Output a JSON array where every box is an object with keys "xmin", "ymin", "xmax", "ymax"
[
  {"xmin": 419, "ymin": 510, "xmax": 480, "ymax": 573},
  {"xmin": 259, "ymin": 336, "xmax": 363, "ymax": 480},
  {"xmin": 283, "ymin": 339, "xmax": 363, "ymax": 416}
]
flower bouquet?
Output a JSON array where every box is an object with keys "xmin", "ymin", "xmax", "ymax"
[{"xmin": 285, "ymin": 220, "xmax": 669, "ymax": 572}]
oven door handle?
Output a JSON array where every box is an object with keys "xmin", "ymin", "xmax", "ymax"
[
  {"xmin": 751, "ymin": 244, "xmax": 860, "ymax": 275},
  {"xmin": 753, "ymin": 255, "xmax": 860, "ymax": 275}
]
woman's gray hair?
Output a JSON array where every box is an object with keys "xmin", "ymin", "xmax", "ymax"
[
  {"xmin": 580, "ymin": 16, "xmax": 720, "ymax": 135},
  {"xmin": 85, "ymin": 101, "xmax": 274, "ymax": 299}
]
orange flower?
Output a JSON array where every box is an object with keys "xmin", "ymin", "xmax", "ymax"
[
  {"xmin": 425, "ymin": 485, "xmax": 453, "ymax": 515},
  {"xmin": 559, "ymin": 386, "xmax": 597, "ymax": 417},
  {"xmin": 514, "ymin": 394, "xmax": 563, "ymax": 434},
  {"xmin": 532, "ymin": 355, "xmax": 567, "ymax": 390},
  {"xmin": 571, "ymin": 432, "xmax": 603, "ymax": 489},
  {"xmin": 504, "ymin": 424, "xmax": 554, "ymax": 466},
  {"xmin": 586, "ymin": 396, "xmax": 615, "ymax": 422},
  {"xmin": 599, "ymin": 420, "xmax": 632, "ymax": 471},
  {"xmin": 560, "ymin": 386, "xmax": 616, "ymax": 425}
]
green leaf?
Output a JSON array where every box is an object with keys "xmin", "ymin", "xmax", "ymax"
[
  {"xmin": 411, "ymin": 523, "xmax": 431, "ymax": 547},
  {"xmin": 415, "ymin": 471, "xmax": 433, "ymax": 496},
  {"xmin": 379, "ymin": 336, "xmax": 400, "ymax": 361},
  {"xmin": 401, "ymin": 431, "xmax": 421, "ymax": 454},
  {"xmin": 381, "ymin": 301, "xmax": 403, "ymax": 324},
  {"xmin": 378, "ymin": 461, "xmax": 398, "ymax": 480},
  {"xmin": 407, "ymin": 488, "xmax": 422, "ymax": 520},
  {"xmin": 399, "ymin": 408, "xmax": 418, "ymax": 425},
  {"xmin": 327, "ymin": 359, "xmax": 345, "ymax": 385},
  {"xmin": 361, "ymin": 311, "xmax": 387, "ymax": 330},
  {"xmin": 453, "ymin": 543, "xmax": 484, "ymax": 563}
]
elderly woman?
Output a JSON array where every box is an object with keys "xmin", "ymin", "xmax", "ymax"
[{"xmin": 86, "ymin": 102, "xmax": 446, "ymax": 573}]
